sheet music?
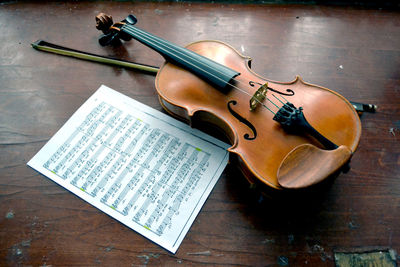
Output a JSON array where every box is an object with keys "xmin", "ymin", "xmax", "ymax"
[{"xmin": 28, "ymin": 85, "xmax": 229, "ymax": 253}]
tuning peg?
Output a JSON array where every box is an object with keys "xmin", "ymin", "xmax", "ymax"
[
  {"xmin": 124, "ymin": 14, "xmax": 137, "ymax": 25},
  {"xmin": 96, "ymin": 13, "xmax": 138, "ymax": 45},
  {"xmin": 98, "ymin": 32, "xmax": 121, "ymax": 46},
  {"xmin": 96, "ymin": 13, "xmax": 122, "ymax": 46}
]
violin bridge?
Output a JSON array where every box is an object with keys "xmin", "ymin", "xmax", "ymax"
[{"xmin": 249, "ymin": 82, "xmax": 268, "ymax": 111}]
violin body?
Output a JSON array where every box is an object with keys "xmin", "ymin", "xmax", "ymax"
[
  {"xmin": 156, "ymin": 40, "xmax": 361, "ymax": 189},
  {"xmin": 96, "ymin": 14, "xmax": 362, "ymax": 190}
]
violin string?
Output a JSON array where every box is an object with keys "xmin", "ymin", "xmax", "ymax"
[
  {"xmin": 122, "ymin": 25, "xmax": 279, "ymax": 113},
  {"xmin": 267, "ymin": 95, "xmax": 281, "ymax": 110},
  {"xmin": 122, "ymin": 25, "xmax": 259, "ymax": 97},
  {"xmin": 122, "ymin": 24, "xmax": 284, "ymax": 115},
  {"xmin": 122, "ymin": 25, "xmax": 251, "ymax": 89},
  {"xmin": 272, "ymin": 93, "xmax": 285, "ymax": 105}
]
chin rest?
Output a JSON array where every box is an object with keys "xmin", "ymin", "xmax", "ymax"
[{"xmin": 277, "ymin": 144, "xmax": 352, "ymax": 189}]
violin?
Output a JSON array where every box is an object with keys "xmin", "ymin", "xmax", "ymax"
[{"xmin": 95, "ymin": 13, "xmax": 361, "ymax": 190}]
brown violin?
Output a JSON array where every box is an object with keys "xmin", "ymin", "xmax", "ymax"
[{"xmin": 95, "ymin": 13, "xmax": 361, "ymax": 190}]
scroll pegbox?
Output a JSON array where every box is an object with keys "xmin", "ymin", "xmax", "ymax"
[{"xmin": 95, "ymin": 13, "xmax": 137, "ymax": 46}]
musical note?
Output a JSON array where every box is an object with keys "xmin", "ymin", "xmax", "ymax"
[{"xmin": 28, "ymin": 85, "xmax": 228, "ymax": 253}]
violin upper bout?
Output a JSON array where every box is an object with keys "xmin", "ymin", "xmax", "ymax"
[{"xmin": 277, "ymin": 144, "xmax": 352, "ymax": 189}]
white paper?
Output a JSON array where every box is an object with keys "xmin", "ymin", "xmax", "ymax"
[{"xmin": 28, "ymin": 85, "xmax": 229, "ymax": 253}]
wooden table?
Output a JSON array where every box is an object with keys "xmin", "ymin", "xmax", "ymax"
[{"xmin": 1, "ymin": 1, "xmax": 399, "ymax": 266}]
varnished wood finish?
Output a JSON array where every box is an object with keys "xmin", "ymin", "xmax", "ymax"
[
  {"xmin": 156, "ymin": 40, "xmax": 361, "ymax": 189},
  {"xmin": 0, "ymin": 2, "xmax": 399, "ymax": 266},
  {"xmin": 277, "ymin": 144, "xmax": 352, "ymax": 189}
]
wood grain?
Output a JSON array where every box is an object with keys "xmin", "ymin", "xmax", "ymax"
[{"xmin": 0, "ymin": 1, "xmax": 399, "ymax": 266}]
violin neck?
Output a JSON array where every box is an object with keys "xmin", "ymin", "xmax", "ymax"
[{"xmin": 120, "ymin": 24, "xmax": 240, "ymax": 91}]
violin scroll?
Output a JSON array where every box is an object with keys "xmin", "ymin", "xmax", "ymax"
[
  {"xmin": 95, "ymin": 13, "xmax": 137, "ymax": 46},
  {"xmin": 95, "ymin": 13, "xmax": 114, "ymax": 34}
]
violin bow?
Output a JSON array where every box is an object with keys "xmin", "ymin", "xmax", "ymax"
[
  {"xmin": 31, "ymin": 40, "xmax": 376, "ymax": 114},
  {"xmin": 31, "ymin": 40, "xmax": 159, "ymax": 74}
]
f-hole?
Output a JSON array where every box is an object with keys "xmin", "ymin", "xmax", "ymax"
[{"xmin": 227, "ymin": 100, "xmax": 257, "ymax": 140}]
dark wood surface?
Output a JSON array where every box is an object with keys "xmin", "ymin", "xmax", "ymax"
[{"xmin": 1, "ymin": 1, "xmax": 399, "ymax": 266}]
